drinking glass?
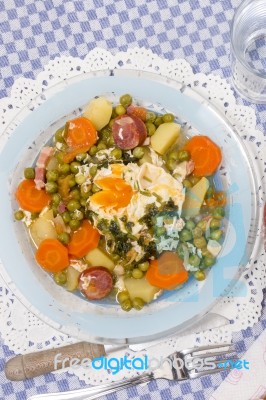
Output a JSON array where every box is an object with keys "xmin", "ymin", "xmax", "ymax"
[{"xmin": 230, "ymin": 0, "xmax": 266, "ymax": 103}]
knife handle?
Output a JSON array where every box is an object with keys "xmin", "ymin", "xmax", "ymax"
[{"xmin": 5, "ymin": 342, "xmax": 106, "ymax": 381}]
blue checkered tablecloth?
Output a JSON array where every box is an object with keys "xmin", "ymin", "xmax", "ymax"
[{"xmin": 0, "ymin": 1, "xmax": 265, "ymax": 399}]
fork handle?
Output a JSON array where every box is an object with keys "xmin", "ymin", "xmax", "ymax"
[
  {"xmin": 5, "ymin": 342, "xmax": 106, "ymax": 381},
  {"xmin": 27, "ymin": 374, "xmax": 153, "ymax": 400}
]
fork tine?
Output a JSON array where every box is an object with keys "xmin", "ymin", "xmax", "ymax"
[
  {"xmin": 187, "ymin": 348, "xmax": 235, "ymax": 362},
  {"xmin": 181, "ymin": 343, "xmax": 233, "ymax": 356}
]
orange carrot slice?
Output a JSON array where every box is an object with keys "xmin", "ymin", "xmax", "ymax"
[
  {"xmin": 65, "ymin": 117, "xmax": 97, "ymax": 148},
  {"xmin": 185, "ymin": 136, "xmax": 222, "ymax": 176},
  {"xmin": 146, "ymin": 252, "xmax": 189, "ymax": 290},
  {"xmin": 15, "ymin": 179, "xmax": 51, "ymax": 213},
  {"xmin": 68, "ymin": 220, "xmax": 100, "ymax": 258},
  {"xmin": 35, "ymin": 239, "xmax": 69, "ymax": 272},
  {"xmin": 63, "ymin": 117, "xmax": 98, "ymax": 163}
]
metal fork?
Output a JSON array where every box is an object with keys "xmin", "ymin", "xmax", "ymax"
[{"xmin": 27, "ymin": 343, "xmax": 235, "ymax": 400}]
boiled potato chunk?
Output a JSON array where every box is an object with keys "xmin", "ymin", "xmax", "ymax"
[
  {"xmin": 66, "ymin": 265, "xmax": 80, "ymax": 291},
  {"xmin": 83, "ymin": 96, "xmax": 112, "ymax": 130},
  {"xmin": 124, "ymin": 277, "xmax": 161, "ymax": 304},
  {"xmin": 29, "ymin": 209, "xmax": 57, "ymax": 247},
  {"xmin": 151, "ymin": 122, "xmax": 180, "ymax": 155},
  {"xmin": 85, "ymin": 248, "xmax": 115, "ymax": 271},
  {"xmin": 182, "ymin": 177, "xmax": 209, "ymax": 218}
]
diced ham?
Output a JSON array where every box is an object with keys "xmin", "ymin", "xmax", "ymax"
[
  {"xmin": 36, "ymin": 147, "xmax": 54, "ymax": 168},
  {"xmin": 34, "ymin": 147, "xmax": 54, "ymax": 189},
  {"xmin": 34, "ymin": 167, "xmax": 46, "ymax": 189}
]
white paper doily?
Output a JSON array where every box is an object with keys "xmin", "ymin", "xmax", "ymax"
[{"xmin": 0, "ymin": 48, "xmax": 265, "ymax": 385}]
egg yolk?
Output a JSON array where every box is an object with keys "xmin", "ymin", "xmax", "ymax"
[{"xmin": 90, "ymin": 177, "xmax": 133, "ymax": 210}]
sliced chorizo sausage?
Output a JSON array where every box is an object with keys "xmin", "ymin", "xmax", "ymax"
[
  {"xmin": 111, "ymin": 115, "xmax": 147, "ymax": 150},
  {"xmin": 78, "ymin": 267, "xmax": 113, "ymax": 300}
]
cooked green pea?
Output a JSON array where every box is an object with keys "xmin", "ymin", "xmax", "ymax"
[
  {"xmin": 108, "ymin": 136, "xmax": 115, "ymax": 146},
  {"xmin": 72, "ymin": 210, "xmax": 84, "ymax": 221},
  {"xmin": 80, "ymin": 199, "xmax": 87, "ymax": 207},
  {"xmin": 117, "ymin": 291, "xmax": 129, "ymax": 303},
  {"xmin": 89, "ymin": 166, "xmax": 98, "ymax": 177},
  {"xmin": 193, "ymin": 237, "xmax": 207, "ymax": 249},
  {"xmin": 119, "ymin": 94, "xmax": 132, "ymax": 108},
  {"xmin": 166, "ymin": 158, "xmax": 177, "ymax": 171},
  {"xmin": 54, "ymin": 127, "xmax": 65, "ymax": 143},
  {"xmin": 54, "ymin": 270, "xmax": 67, "ymax": 285},
  {"xmin": 180, "ymin": 229, "xmax": 193, "ymax": 242},
  {"xmin": 92, "ymin": 183, "xmax": 101, "ymax": 193},
  {"xmin": 194, "ymin": 270, "xmax": 206, "ymax": 281},
  {"xmin": 115, "ymin": 104, "xmax": 126, "ymax": 116},
  {"xmin": 210, "ymin": 229, "xmax": 223, "ymax": 241},
  {"xmin": 162, "ymin": 113, "xmax": 174, "ymax": 123},
  {"xmin": 70, "ymin": 161, "xmax": 80, "ymax": 174},
  {"xmin": 75, "ymin": 153, "xmax": 88, "ymax": 162},
  {"xmin": 62, "ymin": 211, "xmax": 71, "ymax": 223},
  {"xmin": 67, "ymin": 200, "xmax": 81, "ymax": 212},
  {"xmin": 183, "ymin": 179, "xmax": 192, "ymax": 189},
  {"xmin": 56, "ymin": 152, "xmax": 64, "ymax": 164},
  {"xmin": 133, "ymin": 146, "xmax": 145, "ymax": 159},
  {"xmin": 80, "ymin": 184, "xmax": 92, "ymax": 198},
  {"xmin": 185, "ymin": 219, "xmax": 196, "ymax": 231},
  {"xmin": 14, "ymin": 210, "xmax": 24, "ymax": 220},
  {"xmin": 192, "ymin": 226, "xmax": 203, "ymax": 238},
  {"xmin": 210, "ymin": 218, "xmax": 221, "ymax": 230},
  {"xmin": 52, "ymin": 193, "xmax": 61, "ymax": 205},
  {"xmin": 132, "ymin": 268, "xmax": 144, "ymax": 279},
  {"xmin": 178, "ymin": 150, "xmax": 190, "ymax": 162},
  {"xmin": 138, "ymin": 261, "xmax": 149, "ymax": 272},
  {"xmin": 146, "ymin": 111, "xmax": 156, "ymax": 122},
  {"xmin": 189, "ymin": 254, "xmax": 201, "ymax": 267},
  {"xmin": 69, "ymin": 219, "xmax": 81, "ymax": 230},
  {"xmin": 197, "ymin": 220, "xmax": 207, "ymax": 230},
  {"xmin": 75, "ymin": 175, "xmax": 86, "ymax": 185},
  {"xmin": 46, "ymin": 170, "xmax": 58, "ymax": 182},
  {"xmin": 154, "ymin": 116, "xmax": 163, "ymax": 127},
  {"xmin": 156, "ymin": 226, "xmax": 167, "ymax": 237},
  {"xmin": 24, "ymin": 167, "xmax": 35, "ymax": 180},
  {"xmin": 212, "ymin": 206, "xmax": 225, "ymax": 219},
  {"xmin": 200, "ymin": 247, "xmax": 212, "ymax": 257},
  {"xmin": 68, "ymin": 177, "xmax": 76, "ymax": 189},
  {"xmin": 111, "ymin": 148, "xmax": 122, "ymax": 159},
  {"xmin": 58, "ymin": 232, "xmax": 70, "ymax": 245},
  {"xmin": 145, "ymin": 122, "xmax": 156, "ymax": 136},
  {"xmin": 89, "ymin": 145, "xmax": 98, "ymax": 156},
  {"xmin": 132, "ymin": 297, "xmax": 145, "ymax": 310},
  {"xmin": 124, "ymin": 270, "xmax": 132, "ymax": 279},
  {"xmin": 97, "ymin": 142, "xmax": 107, "ymax": 151},
  {"xmin": 58, "ymin": 163, "xmax": 70, "ymax": 175},
  {"xmin": 168, "ymin": 150, "xmax": 179, "ymax": 161},
  {"xmin": 101, "ymin": 128, "xmax": 111, "ymax": 141},
  {"xmin": 69, "ymin": 189, "xmax": 80, "ymax": 200},
  {"xmin": 203, "ymin": 255, "xmax": 216, "ymax": 268},
  {"xmin": 108, "ymin": 119, "xmax": 115, "ymax": 128},
  {"xmin": 120, "ymin": 299, "xmax": 133, "ymax": 312},
  {"xmin": 176, "ymin": 243, "xmax": 187, "ymax": 260},
  {"xmin": 45, "ymin": 182, "xmax": 58, "ymax": 194}
]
